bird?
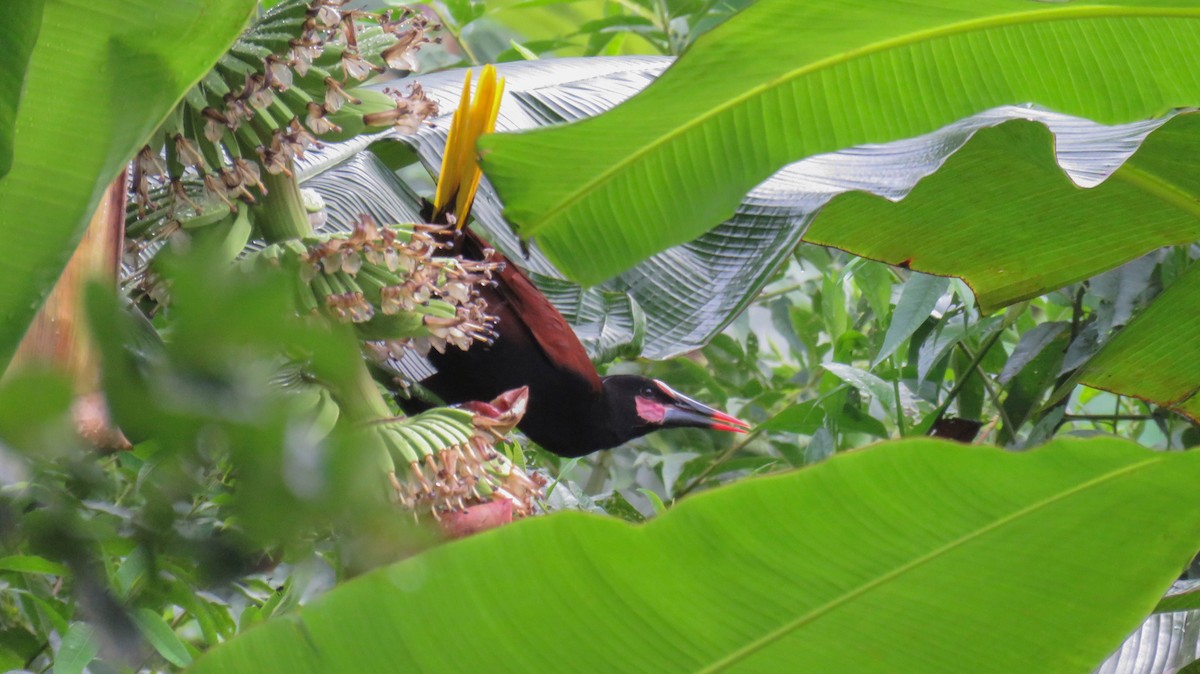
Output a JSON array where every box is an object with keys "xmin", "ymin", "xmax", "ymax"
[{"xmin": 402, "ymin": 64, "xmax": 750, "ymax": 458}]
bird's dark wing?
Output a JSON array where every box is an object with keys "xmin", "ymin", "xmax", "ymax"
[{"xmin": 463, "ymin": 228, "xmax": 604, "ymax": 394}]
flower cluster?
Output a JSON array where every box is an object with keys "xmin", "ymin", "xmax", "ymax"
[
  {"xmin": 296, "ymin": 216, "xmax": 502, "ymax": 356},
  {"xmin": 385, "ymin": 390, "xmax": 546, "ymax": 517}
]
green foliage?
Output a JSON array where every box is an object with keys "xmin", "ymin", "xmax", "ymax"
[
  {"xmin": 427, "ymin": 0, "xmax": 747, "ymax": 65},
  {"xmin": 3, "ymin": 0, "xmax": 1200, "ymax": 672},
  {"xmin": 480, "ymin": 0, "xmax": 1200, "ymax": 284},
  {"xmin": 0, "ymin": 246, "xmax": 450, "ymax": 672},
  {"xmin": 1077, "ymin": 262, "xmax": 1200, "ymax": 421},
  {"xmin": 0, "ymin": 0, "xmax": 257, "ymax": 372},
  {"xmin": 0, "ymin": 0, "xmax": 44, "ymax": 178},
  {"xmin": 191, "ymin": 438, "xmax": 1200, "ymax": 673},
  {"xmin": 807, "ymin": 116, "xmax": 1200, "ymax": 311}
]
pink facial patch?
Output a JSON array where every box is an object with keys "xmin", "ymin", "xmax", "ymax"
[{"xmin": 635, "ymin": 396, "xmax": 666, "ymax": 423}]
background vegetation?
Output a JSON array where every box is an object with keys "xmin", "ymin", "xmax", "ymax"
[{"xmin": 2, "ymin": 1, "xmax": 1200, "ymax": 672}]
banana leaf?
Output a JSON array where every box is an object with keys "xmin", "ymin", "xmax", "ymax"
[
  {"xmin": 298, "ymin": 56, "xmax": 1185, "ymax": 361},
  {"xmin": 0, "ymin": 0, "xmax": 257, "ymax": 371},
  {"xmin": 187, "ymin": 437, "xmax": 1200, "ymax": 673},
  {"xmin": 480, "ymin": 1, "xmax": 1200, "ymax": 285}
]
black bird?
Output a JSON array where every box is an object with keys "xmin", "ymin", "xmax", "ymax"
[{"xmin": 408, "ymin": 65, "xmax": 749, "ymax": 457}]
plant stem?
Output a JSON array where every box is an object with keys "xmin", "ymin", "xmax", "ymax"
[
  {"xmin": 958, "ymin": 341, "xmax": 1017, "ymax": 433},
  {"xmin": 674, "ymin": 428, "xmax": 764, "ymax": 500},
  {"xmin": 254, "ymin": 169, "xmax": 399, "ymax": 428},
  {"xmin": 757, "ymin": 282, "xmax": 805, "ymax": 301},
  {"xmin": 1063, "ymin": 414, "xmax": 1153, "ymax": 422},
  {"xmin": 431, "ymin": 3, "xmax": 480, "ymax": 66},
  {"xmin": 336, "ymin": 352, "xmax": 396, "ymax": 424},
  {"xmin": 1040, "ymin": 285, "xmax": 1089, "ymax": 435},
  {"xmin": 256, "ymin": 171, "xmax": 314, "ymax": 242},
  {"xmin": 584, "ymin": 452, "xmax": 613, "ymax": 493},
  {"xmin": 926, "ymin": 327, "xmax": 1003, "ymax": 430}
]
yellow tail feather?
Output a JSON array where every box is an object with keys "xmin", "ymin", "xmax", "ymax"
[{"xmin": 432, "ymin": 65, "xmax": 505, "ymax": 227}]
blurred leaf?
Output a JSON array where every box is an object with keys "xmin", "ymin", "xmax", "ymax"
[
  {"xmin": 0, "ymin": 369, "xmax": 72, "ymax": 450},
  {"xmin": 53, "ymin": 623, "xmax": 98, "ymax": 674},
  {"xmin": 487, "ymin": 0, "xmax": 659, "ymax": 57},
  {"xmin": 820, "ymin": 274, "xmax": 849, "ymax": 341},
  {"xmin": 191, "ymin": 438, "xmax": 1200, "ymax": 673},
  {"xmin": 481, "ymin": 1, "xmax": 1200, "ymax": 284},
  {"xmin": 1078, "ymin": 263, "xmax": 1200, "ymax": 423},
  {"xmin": 0, "ymin": 0, "xmax": 43, "ymax": 178},
  {"xmin": 507, "ymin": 39, "xmax": 540, "ymax": 60},
  {"xmin": 665, "ymin": 0, "xmax": 704, "ymax": 17},
  {"xmin": 0, "ymin": 0, "xmax": 256, "ymax": 371},
  {"xmin": 131, "ymin": 608, "xmax": 193, "ymax": 668},
  {"xmin": 442, "ymin": 0, "xmax": 485, "ymax": 25},
  {"xmin": 0, "ymin": 630, "xmax": 37, "ymax": 671},
  {"xmin": 874, "ymin": 273, "xmax": 949, "ymax": 367},
  {"xmin": 805, "ymin": 426, "xmax": 835, "ymax": 462},
  {"xmin": 577, "ymin": 14, "xmax": 657, "ymax": 35},
  {"xmin": 0, "ymin": 555, "xmax": 68, "ymax": 576},
  {"xmin": 637, "ymin": 487, "xmax": 667, "ymax": 514}
]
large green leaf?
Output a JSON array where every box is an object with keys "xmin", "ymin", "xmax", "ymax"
[
  {"xmin": 1076, "ymin": 263, "xmax": 1200, "ymax": 422},
  {"xmin": 0, "ymin": 0, "xmax": 44, "ymax": 179},
  {"xmin": 480, "ymin": 0, "xmax": 1200, "ymax": 284},
  {"xmin": 0, "ymin": 0, "xmax": 256, "ymax": 371},
  {"xmin": 301, "ymin": 58, "xmax": 804, "ymax": 359},
  {"xmin": 190, "ymin": 438, "xmax": 1200, "ymax": 673},
  {"xmin": 301, "ymin": 59, "xmax": 1195, "ymax": 364},
  {"xmin": 806, "ymin": 115, "xmax": 1200, "ymax": 311}
]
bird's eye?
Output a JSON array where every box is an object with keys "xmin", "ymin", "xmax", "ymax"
[{"xmin": 640, "ymin": 386, "xmax": 655, "ymax": 397}]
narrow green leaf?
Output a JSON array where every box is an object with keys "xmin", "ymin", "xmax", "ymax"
[
  {"xmin": 131, "ymin": 608, "xmax": 193, "ymax": 668},
  {"xmin": 53, "ymin": 623, "xmax": 98, "ymax": 674},
  {"xmin": 508, "ymin": 39, "xmax": 540, "ymax": 60},
  {"xmin": 999, "ymin": 321, "xmax": 1070, "ymax": 386},
  {"xmin": 189, "ymin": 438, "xmax": 1200, "ymax": 674},
  {"xmin": 873, "ymin": 273, "xmax": 949, "ymax": 367},
  {"xmin": 481, "ymin": 0, "xmax": 1200, "ymax": 284},
  {"xmin": 1000, "ymin": 329, "xmax": 1068, "ymax": 445},
  {"xmin": 0, "ymin": 0, "xmax": 44, "ymax": 178},
  {"xmin": 0, "ymin": 555, "xmax": 68, "ymax": 577},
  {"xmin": 637, "ymin": 488, "xmax": 668, "ymax": 514},
  {"xmin": 21, "ymin": 591, "xmax": 70, "ymax": 637},
  {"xmin": 0, "ymin": 0, "xmax": 257, "ymax": 371},
  {"xmin": 823, "ymin": 362, "xmax": 893, "ymax": 405}
]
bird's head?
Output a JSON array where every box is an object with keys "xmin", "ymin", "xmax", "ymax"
[{"xmin": 601, "ymin": 375, "xmax": 750, "ymax": 441}]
